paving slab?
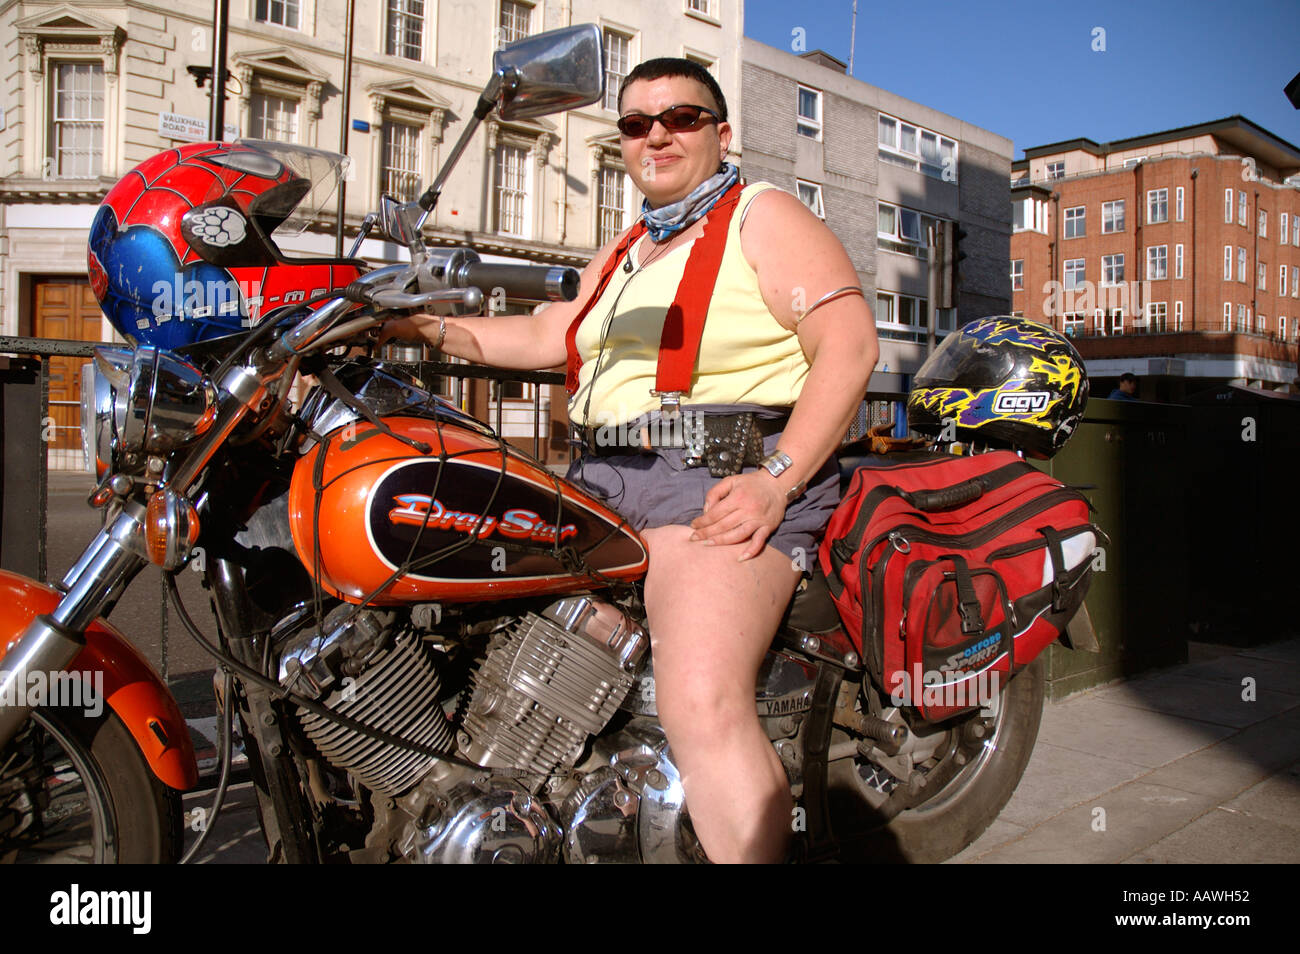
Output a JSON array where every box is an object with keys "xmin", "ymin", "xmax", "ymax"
[
  {"xmin": 1037, "ymin": 697, "xmax": 1236, "ymax": 768},
  {"xmin": 947, "ymin": 817, "xmax": 1027, "ymax": 863},
  {"xmin": 1121, "ymin": 806, "xmax": 1300, "ymax": 864},
  {"xmin": 1218, "ymin": 759, "xmax": 1300, "ymax": 831},
  {"xmin": 1172, "ymin": 653, "xmax": 1300, "ymax": 698},
  {"xmin": 993, "ymin": 741, "xmax": 1149, "ymax": 829},
  {"xmin": 1239, "ymin": 640, "xmax": 1300, "ymax": 666},
  {"xmin": 1078, "ymin": 673, "xmax": 1296, "ymax": 729}
]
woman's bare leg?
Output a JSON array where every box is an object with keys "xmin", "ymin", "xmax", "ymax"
[{"xmin": 640, "ymin": 524, "xmax": 802, "ymax": 863}]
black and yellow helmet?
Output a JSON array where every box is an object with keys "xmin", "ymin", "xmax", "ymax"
[{"xmin": 907, "ymin": 316, "xmax": 1089, "ymax": 459}]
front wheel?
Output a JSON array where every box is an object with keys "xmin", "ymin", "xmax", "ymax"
[
  {"xmin": 0, "ymin": 705, "xmax": 184, "ymax": 863},
  {"xmin": 827, "ymin": 655, "xmax": 1046, "ymax": 863}
]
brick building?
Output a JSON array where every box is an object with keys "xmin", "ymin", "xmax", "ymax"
[{"xmin": 1010, "ymin": 116, "xmax": 1300, "ymax": 400}]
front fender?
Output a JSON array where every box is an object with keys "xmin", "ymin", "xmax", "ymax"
[{"xmin": 0, "ymin": 570, "xmax": 199, "ymax": 791}]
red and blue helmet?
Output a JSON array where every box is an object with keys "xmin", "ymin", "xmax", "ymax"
[{"xmin": 88, "ymin": 140, "xmax": 365, "ymax": 350}]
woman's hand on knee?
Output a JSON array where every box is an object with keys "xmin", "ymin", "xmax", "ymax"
[{"xmin": 688, "ymin": 472, "xmax": 786, "ymax": 561}]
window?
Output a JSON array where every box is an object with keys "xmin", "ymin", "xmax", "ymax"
[
  {"xmin": 1238, "ymin": 190, "xmax": 1247, "ymax": 226},
  {"xmin": 1175, "ymin": 244, "xmax": 1183, "ymax": 280},
  {"xmin": 1258, "ymin": 263, "xmax": 1266, "ymax": 290},
  {"xmin": 50, "ymin": 62, "xmax": 104, "ymax": 178},
  {"xmin": 874, "ymin": 291, "xmax": 929, "ymax": 342},
  {"xmin": 1282, "ymin": 265, "xmax": 1289, "ymax": 297},
  {"xmin": 597, "ymin": 165, "xmax": 626, "ymax": 247},
  {"xmin": 1238, "ymin": 247, "xmax": 1247, "ymax": 283},
  {"xmin": 1257, "ymin": 312, "xmax": 1265, "ymax": 333},
  {"xmin": 1237, "ymin": 304, "xmax": 1247, "ymax": 332},
  {"xmin": 1293, "ymin": 266, "xmax": 1299, "ymax": 297},
  {"xmin": 1176, "ymin": 186, "xmax": 1184, "ymax": 222},
  {"xmin": 1282, "ymin": 213, "xmax": 1290, "ymax": 245},
  {"xmin": 1259, "ymin": 210, "xmax": 1268, "ymax": 238},
  {"xmin": 1011, "ymin": 259, "xmax": 1024, "ymax": 291},
  {"xmin": 1281, "ymin": 315, "xmax": 1287, "ymax": 339},
  {"xmin": 250, "ymin": 92, "xmax": 298, "ymax": 143},
  {"xmin": 1064, "ymin": 259, "xmax": 1085, "ymax": 291},
  {"xmin": 796, "ymin": 180, "xmax": 824, "ymax": 219},
  {"xmin": 1110, "ymin": 309, "xmax": 1124, "ymax": 336},
  {"xmin": 495, "ymin": 143, "xmax": 529, "ymax": 237},
  {"xmin": 381, "ymin": 121, "xmax": 421, "ymax": 202},
  {"xmin": 499, "ymin": 1, "xmax": 531, "ymax": 47},
  {"xmin": 1147, "ymin": 245, "xmax": 1167, "ymax": 281},
  {"xmin": 1293, "ymin": 218, "xmax": 1299, "ymax": 246},
  {"xmin": 1102, "ymin": 199, "xmax": 1125, "ymax": 233},
  {"xmin": 1046, "ymin": 161, "xmax": 1064, "ymax": 180},
  {"xmin": 686, "ymin": 0, "xmax": 714, "ymax": 14},
  {"xmin": 602, "ymin": 29, "xmax": 630, "ymax": 111},
  {"xmin": 1224, "ymin": 245, "xmax": 1232, "ymax": 281},
  {"xmin": 1224, "ymin": 302, "xmax": 1232, "ymax": 331},
  {"xmin": 1225, "ymin": 188, "xmax": 1234, "ymax": 223},
  {"xmin": 1175, "ymin": 300, "xmax": 1183, "ymax": 331},
  {"xmin": 1122, "ymin": 157, "xmax": 1145, "ymax": 169},
  {"xmin": 878, "ymin": 112, "xmax": 956, "ymax": 181},
  {"xmin": 255, "ymin": 0, "xmax": 300, "ymax": 29},
  {"xmin": 1064, "ymin": 206, "xmax": 1085, "ymax": 238},
  {"xmin": 1012, "ymin": 196, "xmax": 1048, "ymax": 233},
  {"xmin": 1147, "ymin": 188, "xmax": 1168, "ymax": 224},
  {"xmin": 877, "ymin": 201, "xmax": 938, "ymax": 258},
  {"xmin": 1102, "ymin": 253, "xmax": 1124, "ymax": 285},
  {"xmin": 1147, "ymin": 302, "xmax": 1167, "ymax": 333},
  {"xmin": 387, "ymin": 0, "xmax": 425, "ymax": 59},
  {"xmin": 1063, "ymin": 314, "xmax": 1085, "ymax": 337},
  {"xmin": 797, "ymin": 85, "xmax": 821, "ymax": 140}
]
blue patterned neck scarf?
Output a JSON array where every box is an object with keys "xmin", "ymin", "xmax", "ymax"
[{"xmin": 640, "ymin": 163, "xmax": 740, "ymax": 242}]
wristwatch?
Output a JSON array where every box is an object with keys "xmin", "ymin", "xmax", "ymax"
[{"xmin": 760, "ymin": 451, "xmax": 807, "ymax": 503}]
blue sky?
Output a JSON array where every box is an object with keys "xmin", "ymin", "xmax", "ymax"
[{"xmin": 743, "ymin": 0, "xmax": 1300, "ymax": 158}]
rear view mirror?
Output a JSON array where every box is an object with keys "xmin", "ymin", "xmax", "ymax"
[{"xmin": 494, "ymin": 23, "xmax": 604, "ymax": 121}]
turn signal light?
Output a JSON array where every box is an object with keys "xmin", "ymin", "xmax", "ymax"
[{"xmin": 144, "ymin": 488, "xmax": 200, "ymax": 570}]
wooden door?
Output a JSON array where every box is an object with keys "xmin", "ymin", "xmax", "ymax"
[{"xmin": 33, "ymin": 277, "xmax": 102, "ymax": 450}]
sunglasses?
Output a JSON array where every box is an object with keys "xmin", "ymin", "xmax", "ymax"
[{"xmin": 616, "ymin": 104, "xmax": 721, "ymax": 138}]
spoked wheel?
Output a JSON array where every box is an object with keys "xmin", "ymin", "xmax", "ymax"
[
  {"xmin": 0, "ymin": 706, "xmax": 183, "ymax": 864},
  {"xmin": 828, "ymin": 656, "xmax": 1046, "ymax": 863}
]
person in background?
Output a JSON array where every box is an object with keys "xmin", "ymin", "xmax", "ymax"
[{"xmin": 1108, "ymin": 372, "xmax": 1138, "ymax": 401}]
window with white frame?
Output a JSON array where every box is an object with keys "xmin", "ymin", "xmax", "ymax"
[
  {"xmin": 1147, "ymin": 245, "xmax": 1167, "ymax": 281},
  {"xmin": 874, "ymin": 291, "xmax": 929, "ymax": 341},
  {"xmin": 602, "ymin": 29, "xmax": 630, "ymax": 111},
  {"xmin": 1064, "ymin": 206, "xmax": 1085, "ymax": 238},
  {"xmin": 1224, "ymin": 245, "xmax": 1233, "ymax": 280},
  {"xmin": 1257, "ymin": 312, "xmax": 1265, "ymax": 333},
  {"xmin": 1147, "ymin": 188, "xmax": 1168, "ymax": 224},
  {"xmin": 1237, "ymin": 304, "xmax": 1247, "ymax": 332},
  {"xmin": 597, "ymin": 165, "xmax": 626, "ymax": 247},
  {"xmin": 1175, "ymin": 244, "xmax": 1183, "ymax": 279},
  {"xmin": 1109, "ymin": 309, "xmax": 1124, "ymax": 335},
  {"xmin": 1175, "ymin": 186, "xmax": 1184, "ymax": 222},
  {"xmin": 50, "ymin": 62, "xmax": 105, "ymax": 178},
  {"xmin": 877, "ymin": 202, "xmax": 938, "ymax": 258},
  {"xmin": 1259, "ymin": 210, "xmax": 1268, "ymax": 238},
  {"xmin": 1102, "ymin": 253, "xmax": 1124, "ymax": 285},
  {"xmin": 1011, "ymin": 259, "xmax": 1024, "ymax": 291},
  {"xmin": 1238, "ymin": 247, "xmax": 1247, "ymax": 283},
  {"xmin": 1012, "ymin": 196, "xmax": 1048, "ymax": 233},
  {"xmin": 1046, "ymin": 160, "xmax": 1064, "ymax": 180},
  {"xmin": 1283, "ymin": 265, "xmax": 1289, "ymax": 297},
  {"xmin": 384, "ymin": 0, "xmax": 424, "ymax": 60},
  {"xmin": 1238, "ymin": 190, "xmax": 1247, "ymax": 226},
  {"xmin": 1102, "ymin": 199, "xmax": 1125, "ymax": 233},
  {"xmin": 381, "ymin": 120, "xmax": 421, "ymax": 202},
  {"xmin": 1224, "ymin": 302, "xmax": 1232, "ymax": 331},
  {"xmin": 1091, "ymin": 309, "xmax": 1106, "ymax": 335},
  {"xmin": 1063, "ymin": 313, "xmax": 1085, "ymax": 337},
  {"xmin": 251, "ymin": 92, "xmax": 299, "ymax": 143},
  {"xmin": 878, "ymin": 112, "xmax": 956, "ymax": 181},
  {"xmin": 1293, "ymin": 217, "xmax": 1299, "ymax": 246},
  {"xmin": 1282, "ymin": 213, "xmax": 1290, "ymax": 245},
  {"xmin": 796, "ymin": 180, "xmax": 824, "ymax": 219},
  {"xmin": 686, "ymin": 0, "xmax": 713, "ymax": 15},
  {"xmin": 1258, "ymin": 262, "xmax": 1267, "ymax": 290},
  {"xmin": 797, "ymin": 86, "xmax": 822, "ymax": 140},
  {"xmin": 1122, "ymin": 156, "xmax": 1144, "ymax": 169},
  {"xmin": 1174, "ymin": 300, "xmax": 1183, "ymax": 330},
  {"xmin": 1225, "ymin": 189, "xmax": 1233, "ymax": 224},
  {"xmin": 1293, "ymin": 265, "xmax": 1299, "ymax": 297},
  {"xmin": 499, "ymin": 1, "xmax": 531, "ymax": 47},
  {"xmin": 495, "ymin": 143, "xmax": 530, "ymax": 237},
  {"xmin": 1064, "ymin": 259, "xmax": 1085, "ymax": 291},
  {"xmin": 1147, "ymin": 302, "xmax": 1167, "ymax": 333},
  {"xmin": 255, "ymin": 0, "xmax": 300, "ymax": 28},
  {"xmin": 1281, "ymin": 315, "xmax": 1287, "ymax": 339}
]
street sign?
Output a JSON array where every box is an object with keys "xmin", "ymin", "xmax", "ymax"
[{"xmin": 159, "ymin": 112, "xmax": 238, "ymax": 143}]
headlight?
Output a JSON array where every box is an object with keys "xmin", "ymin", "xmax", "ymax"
[{"xmin": 82, "ymin": 346, "xmax": 218, "ymax": 477}]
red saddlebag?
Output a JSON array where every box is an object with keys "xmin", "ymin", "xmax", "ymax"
[{"xmin": 818, "ymin": 450, "xmax": 1102, "ymax": 721}]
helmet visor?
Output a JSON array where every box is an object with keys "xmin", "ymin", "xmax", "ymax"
[
  {"xmin": 913, "ymin": 332, "xmax": 1016, "ymax": 390},
  {"xmin": 235, "ymin": 140, "xmax": 349, "ymax": 236}
]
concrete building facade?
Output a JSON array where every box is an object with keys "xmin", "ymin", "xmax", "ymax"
[{"xmin": 1010, "ymin": 117, "xmax": 1300, "ymax": 400}]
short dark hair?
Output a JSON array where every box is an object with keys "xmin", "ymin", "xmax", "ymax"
[
  {"xmin": 1119, "ymin": 372, "xmax": 1138, "ymax": 384},
  {"xmin": 616, "ymin": 58, "xmax": 728, "ymax": 123}
]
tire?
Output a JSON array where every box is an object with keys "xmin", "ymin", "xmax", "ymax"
[
  {"xmin": 0, "ymin": 705, "xmax": 184, "ymax": 864},
  {"xmin": 828, "ymin": 655, "xmax": 1046, "ymax": 863}
]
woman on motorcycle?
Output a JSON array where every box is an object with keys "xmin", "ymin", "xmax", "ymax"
[{"xmin": 383, "ymin": 58, "xmax": 878, "ymax": 862}]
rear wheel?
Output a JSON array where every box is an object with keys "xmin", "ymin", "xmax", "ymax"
[
  {"xmin": 828, "ymin": 656, "xmax": 1045, "ymax": 863},
  {"xmin": 0, "ymin": 705, "xmax": 183, "ymax": 863}
]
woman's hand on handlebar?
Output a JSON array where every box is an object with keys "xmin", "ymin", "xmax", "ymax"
[{"xmin": 688, "ymin": 471, "xmax": 787, "ymax": 561}]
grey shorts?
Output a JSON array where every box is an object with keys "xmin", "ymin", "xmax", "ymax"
[{"xmin": 564, "ymin": 429, "xmax": 840, "ymax": 563}]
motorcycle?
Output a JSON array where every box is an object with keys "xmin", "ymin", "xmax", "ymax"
[{"xmin": 0, "ymin": 24, "xmax": 1074, "ymax": 864}]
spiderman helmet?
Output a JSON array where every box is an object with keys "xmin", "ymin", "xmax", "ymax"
[
  {"xmin": 87, "ymin": 140, "xmax": 365, "ymax": 350},
  {"xmin": 906, "ymin": 316, "xmax": 1089, "ymax": 459}
]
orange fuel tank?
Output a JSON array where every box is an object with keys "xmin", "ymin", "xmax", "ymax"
[{"xmin": 287, "ymin": 415, "xmax": 648, "ymax": 604}]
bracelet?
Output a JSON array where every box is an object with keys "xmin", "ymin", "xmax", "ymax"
[
  {"xmin": 796, "ymin": 285, "xmax": 864, "ymax": 325},
  {"xmin": 433, "ymin": 315, "xmax": 447, "ymax": 351}
]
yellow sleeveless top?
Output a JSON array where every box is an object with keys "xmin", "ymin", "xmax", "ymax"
[{"xmin": 568, "ymin": 182, "xmax": 810, "ymax": 427}]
